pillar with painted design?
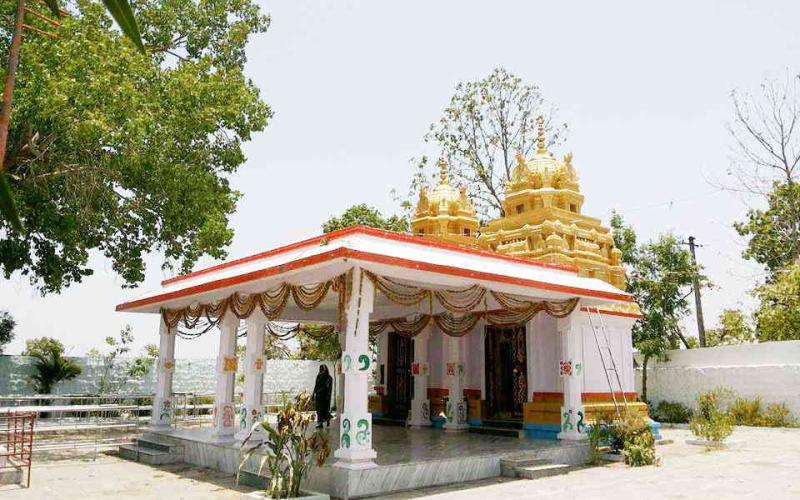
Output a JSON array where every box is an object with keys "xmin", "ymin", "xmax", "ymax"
[
  {"xmin": 150, "ymin": 320, "xmax": 176, "ymax": 429},
  {"xmin": 557, "ymin": 311, "xmax": 587, "ymax": 440},
  {"xmin": 333, "ymin": 266, "xmax": 378, "ymax": 469},
  {"xmin": 236, "ymin": 309, "xmax": 267, "ymax": 442},
  {"xmin": 213, "ymin": 313, "xmax": 239, "ymax": 438}
]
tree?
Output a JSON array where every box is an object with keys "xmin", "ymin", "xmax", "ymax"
[
  {"xmin": 753, "ymin": 261, "xmax": 800, "ymax": 341},
  {"xmin": 734, "ymin": 182, "xmax": 800, "ymax": 277},
  {"xmin": 23, "ymin": 336, "xmax": 81, "ymax": 393},
  {"xmin": 88, "ymin": 326, "xmax": 133, "ymax": 393},
  {"xmin": 23, "ymin": 336, "xmax": 65, "ymax": 358},
  {"xmin": 127, "ymin": 343, "xmax": 159, "ymax": 379},
  {"xmin": 322, "ymin": 204, "xmax": 408, "ymax": 234},
  {"xmin": 0, "ymin": 0, "xmax": 271, "ymax": 293},
  {"xmin": 727, "ymin": 74, "xmax": 800, "ymax": 195},
  {"xmin": 611, "ymin": 213, "xmax": 709, "ymax": 400},
  {"xmin": 0, "ymin": 310, "xmax": 14, "ymax": 354},
  {"xmin": 706, "ymin": 309, "xmax": 756, "ymax": 347},
  {"xmin": 411, "ymin": 67, "xmax": 566, "ymax": 219},
  {"xmin": 0, "ymin": 0, "xmax": 145, "ymax": 232}
]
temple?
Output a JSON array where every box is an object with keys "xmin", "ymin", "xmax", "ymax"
[{"xmin": 114, "ymin": 118, "xmax": 647, "ymax": 497}]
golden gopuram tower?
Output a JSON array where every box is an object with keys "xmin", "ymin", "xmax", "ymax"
[
  {"xmin": 411, "ymin": 116, "xmax": 626, "ymax": 291},
  {"xmin": 411, "ymin": 158, "xmax": 480, "ymax": 247}
]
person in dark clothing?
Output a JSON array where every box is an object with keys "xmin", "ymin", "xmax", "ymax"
[{"xmin": 312, "ymin": 364, "xmax": 333, "ymax": 429}]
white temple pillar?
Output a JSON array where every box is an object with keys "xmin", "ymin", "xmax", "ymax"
[
  {"xmin": 236, "ymin": 310, "xmax": 267, "ymax": 442},
  {"xmin": 444, "ymin": 334, "xmax": 468, "ymax": 431},
  {"xmin": 557, "ymin": 312, "xmax": 587, "ymax": 441},
  {"xmin": 150, "ymin": 320, "xmax": 176, "ymax": 429},
  {"xmin": 407, "ymin": 321, "xmax": 432, "ymax": 427},
  {"xmin": 213, "ymin": 313, "xmax": 239, "ymax": 438},
  {"xmin": 333, "ymin": 266, "xmax": 377, "ymax": 469}
]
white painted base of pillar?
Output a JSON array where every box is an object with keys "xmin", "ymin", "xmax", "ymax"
[
  {"xmin": 557, "ymin": 431, "xmax": 588, "ymax": 441},
  {"xmin": 333, "ymin": 448, "xmax": 378, "ymax": 470},
  {"xmin": 148, "ymin": 423, "xmax": 171, "ymax": 432},
  {"xmin": 407, "ymin": 399, "xmax": 431, "ymax": 427}
]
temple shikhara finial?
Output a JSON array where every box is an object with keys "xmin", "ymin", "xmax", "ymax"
[
  {"xmin": 536, "ymin": 115, "xmax": 546, "ymax": 154},
  {"xmin": 437, "ymin": 157, "xmax": 449, "ymax": 185}
]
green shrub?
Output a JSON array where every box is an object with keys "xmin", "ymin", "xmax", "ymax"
[
  {"xmin": 729, "ymin": 397, "xmax": 762, "ymax": 426},
  {"xmin": 653, "ymin": 401, "xmax": 693, "ymax": 423},
  {"xmin": 587, "ymin": 416, "xmax": 614, "ymax": 464},
  {"xmin": 689, "ymin": 389, "xmax": 734, "ymax": 442},
  {"xmin": 623, "ymin": 432, "xmax": 657, "ymax": 467},
  {"xmin": 759, "ymin": 403, "xmax": 795, "ymax": 427},
  {"xmin": 607, "ymin": 411, "xmax": 657, "ymax": 466}
]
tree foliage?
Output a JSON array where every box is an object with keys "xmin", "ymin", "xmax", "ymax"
[
  {"xmin": 322, "ymin": 204, "xmax": 408, "ymax": 234},
  {"xmin": 706, "ymin": 309, "xmax": 756, "ymax": 347},
  {"xmin": 409, "ymin": 67, "xmax": 566, "ymax": 219},
  {"xmin": 734, "ymin": 181, "xmax": 800, "ymax": 277},
  {"xmin": 0, "ymin": 0, "xmax": 271, "ymax": 293},
  {"xmin": 727, "ymin": 74, "xmax": 800, "ymax": 194},
  {"xmin": 754, "ymin": 261, "xmax": 800, "ymax": 341},
  {"xmin": 23, "ymin": 336, "xmax": 81, "ymax": 393},
  {"xmin": 0, "ymin": 310, "xmax": 14, "ymax": 354},
  {"xmin": 611, "ymin": 213, "xmax": 708, "ymax": 400}
]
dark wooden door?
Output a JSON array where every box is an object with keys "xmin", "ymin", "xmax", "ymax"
[
  {"xmin": 386, "ymin": 332, "xmax": 413, "ymax": 418},
  {"xmin": 485, "ymin": 325, "xmax": 527, "ymax": 420}
]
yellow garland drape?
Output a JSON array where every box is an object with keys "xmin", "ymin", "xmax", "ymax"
[
  {"xmin": 162, "ymin": 269, "xmax": 580, "ymax": 338},
  {"xmin": 368, "ymin": 297, "xmax": 579, "ymax": 338}
]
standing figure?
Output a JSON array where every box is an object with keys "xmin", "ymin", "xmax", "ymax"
[{"xmin": 312, "ymin": 364, "xmax": 333, "ymax": 429}]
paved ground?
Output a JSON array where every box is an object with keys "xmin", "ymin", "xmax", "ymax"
[{"xmin": 2, "ymin": 426, "xmax": 799, "ymax": 499}]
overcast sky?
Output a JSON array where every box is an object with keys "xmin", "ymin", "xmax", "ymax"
[{"xmin": 2, "ymin": 0, "xmax": 796, "ymax": 358}]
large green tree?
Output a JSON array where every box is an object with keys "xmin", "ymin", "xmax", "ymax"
[
  {"xmin": 408, "ymin": 67, "xmax": 566, "ymax": 219},
  {"xmin": 734, "ymin": 181, "xmax": 800, "ymax": 277},
  {"xmin": 753, "ymin": 261, "xmax": 800, "ymax": 341},
  {"xmin": 322, "ymin": 204, "xmax": 408, "ymax": 234},
  {"xmin": 611, "ymin": 213, "xmax": 708, "ymax": 400},
  {"xmin": 0, "ymin": 0, "xmax": 271, "ymax": 293}
]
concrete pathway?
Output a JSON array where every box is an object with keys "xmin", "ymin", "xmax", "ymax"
[
  {"xmin": 384, "ymin": 426, "xmax": 800, "ymax": 499},
  {"xmin": 2, "ymin": 426, "xmax": 799, "ymax": 499}
]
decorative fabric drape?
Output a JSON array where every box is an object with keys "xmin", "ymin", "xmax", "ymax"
[
  {"xmin": 162, "ymin": 268, "xmax": 580, "ymax": 338},
  {"xmin": 162, "ymin": 280, "xmax": 336, "ymax": 329},
  {"xmin": 368, "ymin": 297, "xmax": 579, "ymax": 338}
]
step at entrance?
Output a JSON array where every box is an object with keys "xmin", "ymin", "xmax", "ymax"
[
  {"xmin": 500, "ymin": 456, "xmax": 578, "ymax": 480},
  {"xmin": 118, "ymin": 436, "xmax": 183, "ymax": 465},
  {"xmin": 372, "ymin": 415, "xmax": 407, "ymax": 427}
]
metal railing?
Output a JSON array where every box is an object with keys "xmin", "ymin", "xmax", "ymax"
[{"xmin": 0, "ymin": 411, "xmax": 34, "ymax": 488}]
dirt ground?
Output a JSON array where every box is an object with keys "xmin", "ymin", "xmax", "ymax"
[{"xmin": 2, "ymin": 426, "xmax": 799, "ymax": 499}]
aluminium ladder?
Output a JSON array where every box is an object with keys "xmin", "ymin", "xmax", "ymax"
[{"xmin": 585, "ymin": 306, "xmax": 628, "ymax": 418}]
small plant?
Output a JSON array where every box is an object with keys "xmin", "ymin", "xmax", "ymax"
[
  {"xmin": 729, "ymin": 397, "xmax": 762, "ymax": 426},
  {"xmin": 623, "ymin": 432, "xmax": 657, "ymax": 467},
  {"xmin": 238, "ymin": 392, "xmax": 331, "ymax": 499},
  {"xmin": 605, "ymin": 411, "xmax": 657, "ymax": 466},
  {"xmin": 24, "ymin": 337, "xmax": 82, "ymax": 394},
  {"xmin": 759, "ymin": 403, "xmax": 795, "ymax": 427},
  {"xmin": 587, "ymin": 415, "xmax": 614, "ymax": 464},
  {"xmin": 689, "ymin": 389, "xmax": 734, "ymax": 442},
  {"xmin": 653, "ymin": 401, "xmax": 693, "ymax": 423}
]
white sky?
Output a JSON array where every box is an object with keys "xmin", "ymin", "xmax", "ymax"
[{"xmin": 2, "ymin": 0, "xmax": 796, "ymax": 358}]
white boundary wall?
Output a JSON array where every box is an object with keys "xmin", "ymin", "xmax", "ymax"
[{"xmin": 635, "ymin": 341, "xmax": 800, "ymax": 415}]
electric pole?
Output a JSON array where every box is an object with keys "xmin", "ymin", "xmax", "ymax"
[{"xmin": 685, "ymin": 236, "xmax": 706, "ymax": 347}]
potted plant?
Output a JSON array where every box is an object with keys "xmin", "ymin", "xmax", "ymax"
[{"xmin": 238, "ymin": 392, "xmax": 331, "ymax": 499}]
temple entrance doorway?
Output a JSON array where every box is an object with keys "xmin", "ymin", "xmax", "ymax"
[
  {"xmin": 484, "ymin": 325, "xmax": 527, "ymax": 420},
  {"xmin": 386, "ymin": 332, "xmax": 413, "ymax": 419}
]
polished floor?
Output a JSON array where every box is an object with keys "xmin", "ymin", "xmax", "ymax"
[
  {"xmin": 162, "ymin": 423, "xmax": 568, "ymax": 466},
  {"xmin": 368, "ymin": 425, "xmax": 564, "ymax": 465}
]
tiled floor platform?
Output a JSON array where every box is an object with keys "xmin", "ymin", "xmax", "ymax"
[{"xmin": 148, "ymin": 425, "xmax": 589, "ymax": 499}]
